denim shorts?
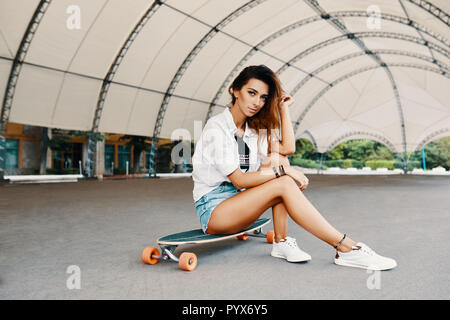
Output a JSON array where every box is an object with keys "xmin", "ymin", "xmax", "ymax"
[{"xmin": 195, "ymin": 181, "xmax": 241, "ymax": 233}]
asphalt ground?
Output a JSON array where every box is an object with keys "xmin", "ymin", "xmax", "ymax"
[{"xmin": 1, "ymin": 174, "xmax": 449, "ymax": 299}]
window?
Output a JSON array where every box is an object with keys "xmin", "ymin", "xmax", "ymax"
[
  {"xmin": 118, "ymin": 145, "xmax": 131, "ymax": 169},
  {"xmin": 105, "ymin": 144, "xmax": 114, "ymax": 168},
  {"xmin": 5, "ymin": 139, "xmax": 19, "ymax": 169}
]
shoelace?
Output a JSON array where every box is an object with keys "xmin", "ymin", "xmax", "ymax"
[
  {"xmin": 358, "ymin": 244, "xmax": 376, "ymax": 256},
  {"xmin": 281, "ymin": 236, "xmax": 298, "ymax": 248}
]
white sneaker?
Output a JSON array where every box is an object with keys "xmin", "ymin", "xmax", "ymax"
[
  {"xmin": 271, "ymin": 236, "xmax": 311, "ymax": 262},
  {"xmin": 334, "ymin": 242, "xmax": 397, "ymax": 271}
]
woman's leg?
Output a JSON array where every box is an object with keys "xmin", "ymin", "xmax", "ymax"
[
  {"xmin": 259, "ymin": 153, "xmax": 290, "ymax": 243},
  {"xmin": 207, "ymin": 155, "xmax": 356, "ymax": 252},
  {"xmin": 272, "ymin": 202, "xmax": 289, "ymax": 243}
]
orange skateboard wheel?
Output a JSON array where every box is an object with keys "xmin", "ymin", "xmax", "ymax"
[
  {"xmin": 179, "ymin": 252, "xmax": 197, "ymax": 271},
  {"xmin": 266, "ymin": 230, "xmax": 274, "ymax": 243},
  {"xmin": 237, "ymin": 234, "xmax": 249, "ymax": 240},
  {"xmin": 142, "ymin": 247, "xmax": 160, "ymax": 265}
]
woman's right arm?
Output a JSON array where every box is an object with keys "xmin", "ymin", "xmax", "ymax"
[
  {"xmin": 228, "ymin": 165, "xmax": 308, "ymax": 190},
  {"xmin": 227, "ymin": 167, "xmax": 278, "ymax": 190}
]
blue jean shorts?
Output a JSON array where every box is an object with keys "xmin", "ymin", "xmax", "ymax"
[{"xmin": 195, "ymin": 181, "xmax": 241, "ymax": 233}]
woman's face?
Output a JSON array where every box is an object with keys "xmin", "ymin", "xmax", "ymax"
[{"xmin": 234, "ymin": 78, "xmax": 269, "ymax": 117}]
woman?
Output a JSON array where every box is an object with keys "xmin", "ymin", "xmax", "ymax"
[{"xmin": 192, "ymin": 65, "xmax": 397, "ymax": 270}]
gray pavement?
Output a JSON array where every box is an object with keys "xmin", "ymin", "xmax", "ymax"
[{"xmin": 1, "ymin": 174, "xmax": 449, "ymax": 299}]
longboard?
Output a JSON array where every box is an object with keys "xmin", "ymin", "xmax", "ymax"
[{"xmin": 142, "ymin": 218, "xmax": 273, "ymax": 271}]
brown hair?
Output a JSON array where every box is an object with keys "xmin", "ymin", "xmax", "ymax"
[{"xmin": 228, "ymin": 65, "xmax": 283, "ymax": 153}]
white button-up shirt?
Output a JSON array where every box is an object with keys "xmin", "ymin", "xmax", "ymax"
[{"xmin": 192, "ymin": 107, "xmax": 268, "ymax": 202}]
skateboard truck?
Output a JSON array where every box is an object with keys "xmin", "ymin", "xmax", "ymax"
[{"xmin": 159, "ymin": 245, "xmax": 178, "ymax": 262}]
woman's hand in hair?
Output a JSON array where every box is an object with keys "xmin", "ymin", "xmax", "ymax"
[{"xmin": 279, "ymin": 93, "xmax": 295, "ymax": 109}]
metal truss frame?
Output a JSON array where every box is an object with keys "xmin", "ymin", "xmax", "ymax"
[
  {"xmin": 1, "ymin": 0, "xmax": 448, "ymax": 178},
  {"xmin": 325, "ymin": 131, "xmax": 398, "ymax": 154},
  {"xmin": 0, "ymin": 0, "xmax": 51, "ymax": 128},
  {"xmin": 148, "ymin": 0, "xmax": 267, "ymax": 177},
  {"xmin": 0, "ymin": 0, "xmax": 51, "ymax": 180},
  {"xmin": 293, "ymin": 62, "xmax": 450, "ymax": 154},
  {"xmin": 415, "ymin": 127, "xmax": 450, "ymax": 151},
  {"xmin": 290, "ymin": 49, "xmax": 449, "ymax": 97},
  {"xmin": 206, "ymin": 10, "xmax": 450, "ymax": 125},
  {"xmin": 84, "ymin": 0, "xmax": 163, "ymax": 178}
]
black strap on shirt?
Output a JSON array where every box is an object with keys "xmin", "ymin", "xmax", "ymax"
[{"xmin": 234, "ymin": 134, "xmax": 250, "ymax": 172}]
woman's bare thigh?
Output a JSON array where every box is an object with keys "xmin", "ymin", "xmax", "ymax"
[{"xmin": 206, "ymin": 176, "xmax": 292, "ymax": 234}]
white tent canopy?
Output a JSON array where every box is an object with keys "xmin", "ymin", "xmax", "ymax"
[{"xmin": 1, "ymin": 0, "xmax": 449, "ymax": 154}]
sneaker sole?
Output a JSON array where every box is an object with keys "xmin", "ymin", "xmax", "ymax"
[
  {"xmin": 271, "ymin": 252, "xmax": 311, "ymax": 263},
  {"xmin": 334, "ymin": 258, "xmax": 397, "ymax": 271}
]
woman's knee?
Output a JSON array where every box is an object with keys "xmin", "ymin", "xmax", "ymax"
[{"xmin": 275, "ymin": 174, "xmax": 297, "ymax": 192}]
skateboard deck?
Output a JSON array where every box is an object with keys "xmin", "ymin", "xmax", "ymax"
[
  {"xmin": 157, "ymin": 218, "xmax": 271, "ymax": 245},
  {"xmin": 142, "ymin": 218, "xmax": 273, "ymax": 271}
]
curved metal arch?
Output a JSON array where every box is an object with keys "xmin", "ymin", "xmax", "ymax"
[
  {"xmin": 277, "ymin": 31, "xmax": 450, "ymax": 75},
  {"xmin": 0, "ymin": 0, "xmax": 52, "ymax": 127},
  {"xmin": 290, "ymin": 49, "xmax": 450, "ymax": 97},
  {"xmin": 299, "ymin": 129, "xmax": 318, "ymax": 151},
  {"xmin": 324, "ymin": 131, "xmax": 398, "ymax": 154},
  {"xmin": 293, "ymin": 63, "xmax": 450, "ymax": 133},
  {"xmin": 91, "ymin": 0, "xmax": 162, "ymax": 133},
  {"xmin": 83, "ymin": 0, "xmax": 163, "ymax": 178},
  {"xmin": 406, "ymin": 0, "xmax": 450, "ymax": 27},
  {"xmin": 414, "ymin": 127, "xmax": 450, "ymax": 151},
  {"xmin": 205, "ymin": 10, "xmax": 450, "ymax": 123},
  {"xmin": 148, "ymin": 0, "xmax": 268, "ymax": 176}
]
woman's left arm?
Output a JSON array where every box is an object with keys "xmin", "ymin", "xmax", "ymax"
[{"xmin": 271, "ymin": 94, "xmax": 296, "ymax": 155}]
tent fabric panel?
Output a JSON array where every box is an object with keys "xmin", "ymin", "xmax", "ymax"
[
  {"xmin": 111, "ymin": 4, "xmax": 189, "ymax": 88},
  {"xmin": 289, "ymin": 77, "xmax": 328, "ymax": 120},
  {"xmin": 221, "ymin": 0, "xmax": 315, "ymax": 47},
  {"xmin": 172, "ymin": 33, "xmax": 239, "ymax": 100},
  {"xmin": 25, "ymin": 0, "xmax": 108, "ymax": 71},
  {"xmin": 139, "ymin": 17, "xmax": 211, "ymax": 92},
  {"xmin": 319, "ymin": 0, "xmax": 406, "ymax": 18},
  {"xmin": 0, "ymin": 34, "xmax": 13, "ymax": 58},
  {"xmin": 159, "ymin": 96, "xmax": 208, "ymax": 139},
  {"xmin": 0, "ymin": 0, "xmax": 41, "ymax": 57},
  {"xmin": 236, "ymin": 0, "xmax": 320, "ymax": 46},
  {"xmin": 51, "ymin": 73, "xmax": 102, "ymax": 131},
  {"xmin": 320, "ymin": 80, "xmax": 372, "ymax": 120},
  {"xmin": 9, "ymin": 64, "xmax": 64, "ymax": 128},
  {"xmin": 177, "ymin": 39, "xmax": 250, "ymax": 103},
  {"xmin": 67, "ymin": 0, "xmax": 151, "ymax": 78},
  {"xmin": 348, "ymin": 98, "xmax": 400, "ymax": 133},
  {"xmin": 292, "ymin": 41, "xmax": 362, "ymax": 74},
  {"xmin": 0, "ymin": 59, "xmax": 12, "ymax": 106},
  {"xmin": 98, "ymin": 83, "xmax": 140, "ymax": 135},
  {"xmin": 262, "ymin": 22, "xmax": 341, "ymax": 62},
  {"xmin": 123, "ymin": 89, "xmax": 164, "ymax": 137},
  {"xmin": 314, "ymin": 56, "xmax": 378, "ymax": 83},
  {"xmin": 167, "ymin": 0, "xmax": 251, "ymax": 27}
]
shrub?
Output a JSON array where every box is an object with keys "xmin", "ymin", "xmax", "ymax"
[
  {"xmin": 365, "ymin": 160, "xmax": 395, "ymax": 170},
  {"xmin": 290, "ymin": 157, "xmax": 318, "ymax": 169}
]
